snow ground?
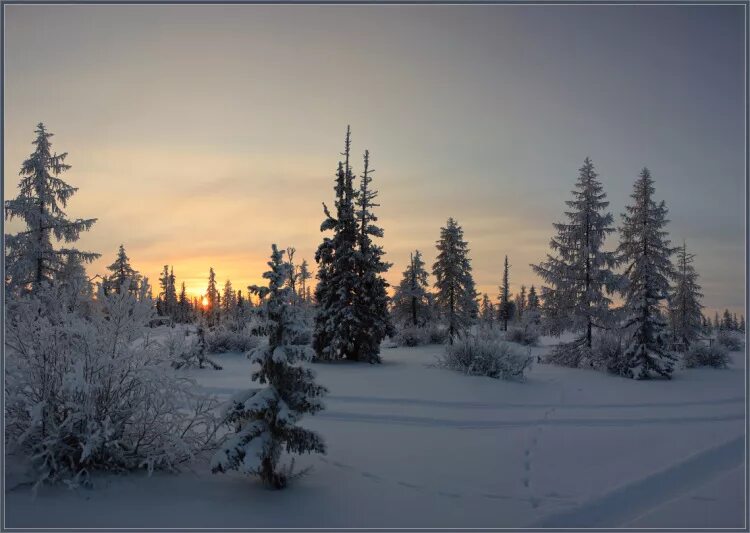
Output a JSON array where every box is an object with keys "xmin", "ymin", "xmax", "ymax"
[{"xmin": 4, "ymin": 335, "xmax": 746, "ymax": 529}]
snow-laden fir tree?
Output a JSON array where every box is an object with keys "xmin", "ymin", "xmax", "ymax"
[
  {"xmin": 617, "ymin": 168, "xmax": 676, "ymax": 379},
  {"xmin": 515, "ymin": 285, "xmax": 527, "ymax": 321},
  {"xmin": 104, "ymin": 244, "xmax": 141, "ymax": 296},
  {"xmin": 57, "ymin": 254, "xmax": 94, "ymax": 316},
  {"xmin": 497, "ymin": 255, "xmax": 513, "ymax": 331},
  {"xmin": 392, "ymin": 250, "xmax": 431, "ymax": 326},
  {"xmin": 479, "ymin": 293, "xmax": 495, "ymax": 327},
  {"xmin": 213, "ymin": 245, "xmax": 327, "ymax": 489},
  {"xmin": 313, "ymin": 127, "xmax": 362, "ymax": 361},
  {"xmin": 433, "ymin": 217, "xmax": 478, "ymax": 342},
  {"xmin": 177, "ymin": 281, "xmax": 192, "ymax": 322},
  {"xmin": 668, "ymin": 241, "xmax": 703, "ymax": 350},
  {"xmin": 351, "ymin": 150, "xmax": 393, "ymax": 362},
  {"xmin": 205, "ymin": 267, "xmax": 220, "ymax": 327},
  {"xmin": 532, "ymin": 157, "xmax": 618, "ymax": 366},
  {"xmin": 158, "ymin": 265, "xmax": 178, "ymax": 317},
  {"xmin": 222, "ymin": 280, "xmax": 237, "ymax": 317},
  {"xmin": 5, "ymin": 123, "xmax": 99, "ymax": 294},
  {"xmin": 527, "ymin": 285, "xmax": 540, "ymax": 311},
  {"xmin": 297, "ymin": 259, "xmax": 312, "ymax": 303}
]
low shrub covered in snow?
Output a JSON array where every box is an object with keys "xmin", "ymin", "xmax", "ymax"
[
  {"xmin": 436, "ymin": 333, "xmax": 532, "ymax": 381},
  {"xmin": 716, "ymin": 330, "xmax": 745, "ymax": 351},
  {"xmin": 505, "ymin": 324, "xmax": 540, "ymax": 346},
  {"xmin": 683, "ymin": 342, "xmax": 730, "ymax": 369},
  {"xmin": 5, "ymin": 283, "xmax": 221, "ymax": 489},
  {"xmin": 204, "ymin": 323, "xmax": 264, "ymax": 354},
  {"xmin": 393, "ymin": 323, "xmax": 448, "ymax": 347}
]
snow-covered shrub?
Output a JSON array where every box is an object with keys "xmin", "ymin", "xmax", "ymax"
[
  {"xmin": 505, "ymin": 325, "xmax": 540, "ymax": 346},
  {"xmin": 394, "ymin": 325, "xmax": 425, "ymax": 347},
  {"xmin": 204, "ymin": 324, "xmax": 264, "ymax": 354},
  {"xmin": 393, "ymin": 323, "xmax": 448, "ymax": 347},
  {"xmin": 425, "ymin": 323, "xmax": 449, "ymax": 345},
  {"xmin": 716, "ymin": 330, "xmax": 744, "ymax": 351},
  {"xmin": 213, "ymin": 246, "xmax": 326, "ymax": 489},
  {"xmin": 544, "ymin": 340, "xmax": 593, "ymax": 368},
  {"xmin": 170, "ymin": 325, "xmax": 223, "ymax": 370},
  {"xmin": 436, "ymin": 333, "xmax": 532, "ymax": 381},
  {"xmin": 684, "ymin": 342, "xmax": 730, "ymax": 369},
  {"xmin": 5, "ymin": 283, "xmax": 221, "ymax": 489},
  {"xmin": 596, "ymin": 332, "xmax": 629, "ymax": 375}
]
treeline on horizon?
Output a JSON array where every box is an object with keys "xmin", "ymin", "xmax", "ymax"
[{"xmin": 4, "ymin": 123, "xmax": 746, "ymax": 374}]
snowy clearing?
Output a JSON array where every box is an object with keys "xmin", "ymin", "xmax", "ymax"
[{"xmin": 5, "ymin": 336, "xmax": 746, "ymax": 529}]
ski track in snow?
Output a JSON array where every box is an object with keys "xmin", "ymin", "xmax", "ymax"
[
  {"xmin": 317, "ymin": 410, "xmax": 743, "ymax": 429},
  {"xmin": 197, "ymin": 386, "xmax": 744, "ymax": 410},
  {"xmin": 534, "ymin": 435, "xmax": 746, "ymax": 528}
]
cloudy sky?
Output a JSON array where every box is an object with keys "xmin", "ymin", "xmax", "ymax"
[{"xmin": 3, "ymin": 4, "xmax": 745, "ymax": 314}]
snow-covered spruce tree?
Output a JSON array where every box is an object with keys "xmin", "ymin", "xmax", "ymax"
[
  {"xmin": 297, "ymin": 259, "xmax": 312, "ymax": 303},
  {"xmin": 668, "ymin": 241, "xmax": 703, "ymax": 350},
  {"xmin": 392, "ymin": 250, "xmax": 431, "ymax": 326},
  {"xmin": 479, "ymin": 293, "xmax": 495, "ymax": 328},
  {"xmin": 177, "ymin": 281, "xmax": 192, "ymax": 323},
  {"xmin": 104, "ymin": 244, "xmax": 141, "ymax": 296},
  {"xmin": 205, "ymin": 267, "xmax": 220, "ymax": 327},
  {"xmin": 5, "ymin": 123, "xmax": 99, "ymax": 295},
  {"xmin": 515, "ymin": 285, "xmax": 527, "ymax": 321},
  {"xmin": 158, "ymin": 265, "xmax": 178, "ymax": 317},
  {"xmin": 57, "ymin": 254, "xmax": 94, "ymax": 316},
  {"xmin": 433, "ymin": 217, "xmax": 478, "ymax": 342},
  {"xmin": 617, "ymin": 168, "xmax": 676, "ymax": 379},
  {"xmin": 352, "ymin": 150, "xmax": 394, "ymax": 362},
  {"xmin": 497, "ymin": 255, "xmax": 513, "ymax": 331},
  {"xmin": 222, "ymin": 280, "xmax": 237, "ymax": 323},
  {"xmin": 532, "ymin": 157, "xmax": 618, "ymax": 367},
  {"xmin": 313, "ymin": 127, "xmax": 361, "ymax": 361},
  {"xmin": 213, "ymin": 245, "xmax": 326, "ymax": 489}
]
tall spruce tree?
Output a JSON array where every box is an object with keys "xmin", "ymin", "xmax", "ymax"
[
  {"xmin": 617, "ymin": 168, "xmax": 676, "ymax": 379},
  {"xmin": 297, "ymin": 259, "xmax": 312, "ymax": 303},
  {"xmin": 205, "ymin": 267, "xmax": 220, "ymax": 327},
  {"xmin": 668, "ymin": 241, "xmax": 703, "ymax": 349},
  {"xmin": 177, "ymin": 282, "xmax": 191, "ymax": 322},
  {"xmin": 5, "ymin": 123, "xmax": 99, "ymax": 293},
  {"xmin": 497, "ymin": 255, "xmax": 513, "ymax": 331},
  {"xmin": 515, "ymin": 285, "xmax": 527, "ymax": 321},
  {"xmin": 213, "ymin": 245, "xmax": 326, "ymax": 488},
  {"xmin": 527, "ymin": 285, "xmax": 540, "ymax": 311},
  {"xmin": 392, "ymin": 250, "xmax": 431, "ymax": 326},
  {"xmin": 104, "ymin": 245, "xmax": 141, "ymax": 296},
  {"xmin": 480, "ymin": 293, "xmax": 495, "ymax": 327},
  {"xmin": 313, "ymin": 127, "xmax": 361, "ymax": 361},
  {"xmin": 351, "ymin": 150, "xmax": 393, "ymax": 362},
  {"xmin": 532, "ymin": 157, "xmax": 618, "ymax": 366},
  {"xmin": 433, "ymin": 217, "xmax": 477, "ymax": 342}
]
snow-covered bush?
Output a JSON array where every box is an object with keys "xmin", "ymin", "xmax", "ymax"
[
  {"xmin": 212, "ymin": 246, "xmax": 326, "ymax": 489},
  {"xmin": 436, "ymin": 333, "xmax": 532, "ymax": 381},
  {"xmin": 5, "ymin": 283, "xmax": 221, "ymax": 489},
  {"xmin": 716, "ymin": 330, "xmax": 744, "ymax": 351},
  {"xmin": 393, "ymin": 323, "xmax": 448, "ymax": 347},
  {"xmin": 394, "ymin": 325, "xmax": 425, "ymax": 347},
  {"xmin": 170, "ymin": 325, "xmax": 223, "ymax": 370},
  {"xmin": 505, "ymin": 324, "xmax": 540, "ymax": 346},
  {"xmin": 684, "ymin": 342, "xmax": 730, "ymax": 369},
  {"xmin": 204, "ymin": 324, "xmax": 264, "ymax": 354},
  {"xmin": 596, "ymin": 332, "xmax": 629, "ymax": 374}
]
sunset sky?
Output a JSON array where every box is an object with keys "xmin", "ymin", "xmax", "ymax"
[{"xmin": 3, "ymin": 4, "xmax": 745, "ymax": 314}]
